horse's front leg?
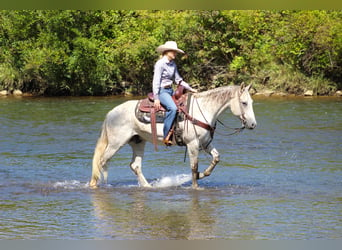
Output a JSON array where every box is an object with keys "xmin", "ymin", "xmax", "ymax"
[
  {"xmin": 198, "ymin": 144, "xmax": 220, "ymax": 179},
  {"xmin": 187, "ymin": 142, "xmax": 200, "ymax": 189}
]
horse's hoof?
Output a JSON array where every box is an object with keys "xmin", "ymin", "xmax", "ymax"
[
  {"xmin": 140, "ymin": 183, "xmax": 152, "ymax": 188},
  {"xmin": 89, "ymin": 180, "xmax": 98, "ymax": 189},
  {"xmin": 198, "ymin": 172, "xmax": 206, "ymax": 179},
  {"xmin": 191, "ymin": 184, "xmax": 204, "ymax": 190}
]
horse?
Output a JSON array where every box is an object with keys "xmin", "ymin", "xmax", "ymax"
[{"xmin": 89, "ymin": 83, "xmax": 257, "ymax": 189}]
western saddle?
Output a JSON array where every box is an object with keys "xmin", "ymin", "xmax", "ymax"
[{"xmin": 135, "ymin": 85, "xmax": 215, "ymax": 151}]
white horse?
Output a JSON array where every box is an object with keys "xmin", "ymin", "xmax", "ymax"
[{"xmin": 90, "ymin": 83, "xmax": 256, "ymax": 189}]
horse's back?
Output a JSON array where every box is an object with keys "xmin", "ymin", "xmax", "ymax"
[
  {"xmin": 107, "ymin": 99, "xmax": 138, "ymax": 114},
  {"xmin": 105, "ymin": 100, "xmax": 139, "ymax": 124}
]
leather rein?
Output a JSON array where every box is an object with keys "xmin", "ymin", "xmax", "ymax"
[
  {"xmin": 178, "ymin": 104, "xmax": 216, "ymax": 138},
  {"xmin": 178, "ymin": 90, "xmax": 245, "ymax": 162}
]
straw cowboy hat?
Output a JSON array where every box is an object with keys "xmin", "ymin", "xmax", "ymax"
[{"xmin": 156, "ymin": 41, "xmax": 185, "ymax": 54}]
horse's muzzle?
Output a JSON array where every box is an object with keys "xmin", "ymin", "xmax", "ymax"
[
  {"xmin": 248, "ymin": 122, "xmax": 257, "ymax": 129},
  {"xmin": 240, "ymin": 115, "xmax": 257, "ymax": 129}
]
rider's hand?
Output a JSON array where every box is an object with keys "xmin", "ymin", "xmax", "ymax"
[
  {"xmin": 190, "ymin": 88, "xmax": 198, "ymax": 93},
  {"xmin": 154, "ymin": 99, "xmax": 161, "ymax": 110}
]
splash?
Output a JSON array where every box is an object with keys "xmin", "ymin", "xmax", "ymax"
[
  {"xmin": 150, "ymin": 174, "xmax": 191, "ymax": 188},
  {"xmin": 53, "ymin": 180, "xmax": 89, "ymax": 189},
  {"xmin": 51, "ymin": 175, "xmax": 192, "ymax": 190}
]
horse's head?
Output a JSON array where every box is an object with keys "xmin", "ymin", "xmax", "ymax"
[{"xmin": 230, "ymin": 83, "xmax": 257, "ymax": 129}]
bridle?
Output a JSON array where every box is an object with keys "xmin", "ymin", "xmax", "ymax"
[
  {"xmin": 215, "ymin": 91, "xmax": 246, "ymax": 137},
  {"xmin": 237, "ymin": 90, "xmax": 247, "ymax": 128}
]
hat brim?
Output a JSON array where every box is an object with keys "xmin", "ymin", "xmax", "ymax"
[{"xmin": 156, "ymin": 45, "xmax": 184, "ymax": 54}]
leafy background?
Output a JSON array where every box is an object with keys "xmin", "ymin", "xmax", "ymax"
[{"xmin": 0, "ymin": 10, "xmax": 341, "ymax": 96}]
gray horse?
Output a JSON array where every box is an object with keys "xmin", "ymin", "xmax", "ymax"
[{"xmin": 90, "ymin": 84, "xmax": 256, "ymax": 189}]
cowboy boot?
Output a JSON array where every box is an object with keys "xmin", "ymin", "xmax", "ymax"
[{"xmin": 163, "ymin": 129, "xmax": 174, "ymax": 146}]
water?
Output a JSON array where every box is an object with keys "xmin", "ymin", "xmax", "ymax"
[{"xmin": 0, "ymin": 95, "xmax": 341, "ymax": 239}]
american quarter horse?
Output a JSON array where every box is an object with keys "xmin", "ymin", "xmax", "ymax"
[{"xmin": 89, "ymin": 83, "xmax": 257, "ymax": 189}]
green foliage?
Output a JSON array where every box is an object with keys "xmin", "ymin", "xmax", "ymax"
[{"xmin": 0, "ymin": 10, "xmax": 341, "ymax": 96}]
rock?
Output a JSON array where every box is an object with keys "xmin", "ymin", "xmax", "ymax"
[
  {"xmin": 254, "ymin": 89, "xmax": 274, "ymax": 97},
  {"xmin": 304, "ymin": 90, "xmax": 314, "ymax": 96},
  {"xmin": 273, "ymin": 92, "xmax": 288, "ymax": 97},
  {"xmin": 124, "ymin": 91, "xmax": 133, "ymax": 97},
  {"xmin": 0, "ymin": 90, "xmax": 8, "ymax": 96},
  {"xmin": 22, "ymin": 92, "xmax": 33, "ymax": 97},
  {"xmin": 335, "ymin": 90, "xmax": 342, "ymax": 96},
  {"xmin": 13, "ymin": 89, "xmax": 23, "ymax": 96},
  {"xmin": 263, "ymin": 90, "xmax": 274, "ymax": 96}
]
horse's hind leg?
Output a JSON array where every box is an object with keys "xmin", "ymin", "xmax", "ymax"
[
  {"xmin": 100, "ymin": 145, "xmax": 121, "ymax": 184},
  {"xmin": 129, "ymin": 136, "xmax": 151, "ymax": 187}
]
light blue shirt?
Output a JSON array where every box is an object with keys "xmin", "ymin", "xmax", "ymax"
[{"xmin": 152, "ymin": 56, "xmax": 190, "ymax": 100}]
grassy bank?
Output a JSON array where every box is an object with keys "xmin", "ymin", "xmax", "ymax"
[{"xmin": 248, "ymin": 65, "xmax": 339, "ymax": 96}]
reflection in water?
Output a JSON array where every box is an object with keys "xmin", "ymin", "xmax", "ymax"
[{"xmin": 91, "ymin": 188, "xmax": 216, "ymax": 239}]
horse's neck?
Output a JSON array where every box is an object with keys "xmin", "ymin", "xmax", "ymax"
[{"xmin": 191, "ymin": 86, "xmax": 236, "ymax": 124}]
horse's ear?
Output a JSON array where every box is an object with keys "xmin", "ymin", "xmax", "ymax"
[
  {"xmin": 246, "ymin": 84, "xmax": 252, "ymax": 91},
  {"xmin": 240, "ymin": 82, "xmax": 246, "ymax": 94}
]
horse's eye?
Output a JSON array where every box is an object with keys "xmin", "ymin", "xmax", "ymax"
[{"xmin": 242, "ymin": 102, "xmax": 248, "ymax": 106}]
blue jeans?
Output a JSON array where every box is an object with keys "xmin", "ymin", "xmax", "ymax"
[{"xmin": 159, "ymin": 88, "xmax": 177, "ymax": 138}]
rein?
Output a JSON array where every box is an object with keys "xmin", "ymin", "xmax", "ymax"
[
  {"xmin": 215, "ymin": 90, "xmax": 246, "ymax": 136},
  {"xmin": 178, "ymin": 94, "xmax": 215, "ymax": 155},
  {"xmin": 187, "ymin": 92, "xmax": 246, "ymax": 138},
  {"xmin": 179, "ymin": 92, "xmax": 245, "ymax": 147},
  {"xmin": 179, "ymin": 88, "xmax": 245, "ymax": 162},
  {"xmin": 181, "ymin": 90, "xmax": 246, "ymax": 145},
  {"xmin": 178, "ymin": 100, "xmax": 216, "ymax": 138},
  {"xmin": 216, "ymin": 119, "xmax": 245, "ymax": 136}
]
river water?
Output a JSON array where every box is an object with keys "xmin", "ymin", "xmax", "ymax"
[{"xmin": 0, "ymin": 95, "xmax": 341, "ymax": 239}]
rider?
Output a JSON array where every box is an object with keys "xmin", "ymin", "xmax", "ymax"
[{"xmin": 152, "ymin": 41, "xmax": 197, "ymax": 146}]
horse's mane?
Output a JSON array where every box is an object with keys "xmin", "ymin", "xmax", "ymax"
[{"xmin": 193, "ymin": 85, "xmax": 238, "ymax": 105}]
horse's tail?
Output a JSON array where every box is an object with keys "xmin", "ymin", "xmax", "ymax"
[{"xmin": 89, "ymin": 122, "xmax": 108, "ymax": 188}]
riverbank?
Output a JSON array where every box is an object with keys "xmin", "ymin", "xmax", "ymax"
[
  {"xmin": 1, "ymin": 88, "xmax": 341, "ymax": 98},
  {"xmin": 0, "ymin": 89, "xmax": 34, "ymax": 97},
  {"xmin": 251, "ymin": 89, "xmax": 342, "ymax": 97}
]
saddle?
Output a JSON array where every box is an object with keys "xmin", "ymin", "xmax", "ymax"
[
  {"xmin": 137, "ymin": 85, "xmax": 186, "ymax": 113},
  {"xmin": 135, "ymin": 85, "xmax": 189, "ymax": 150}
]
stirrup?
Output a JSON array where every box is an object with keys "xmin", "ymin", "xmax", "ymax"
[{"xmin": 163, "ymin": 138, "xmax": 173, "ymax": 146}]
